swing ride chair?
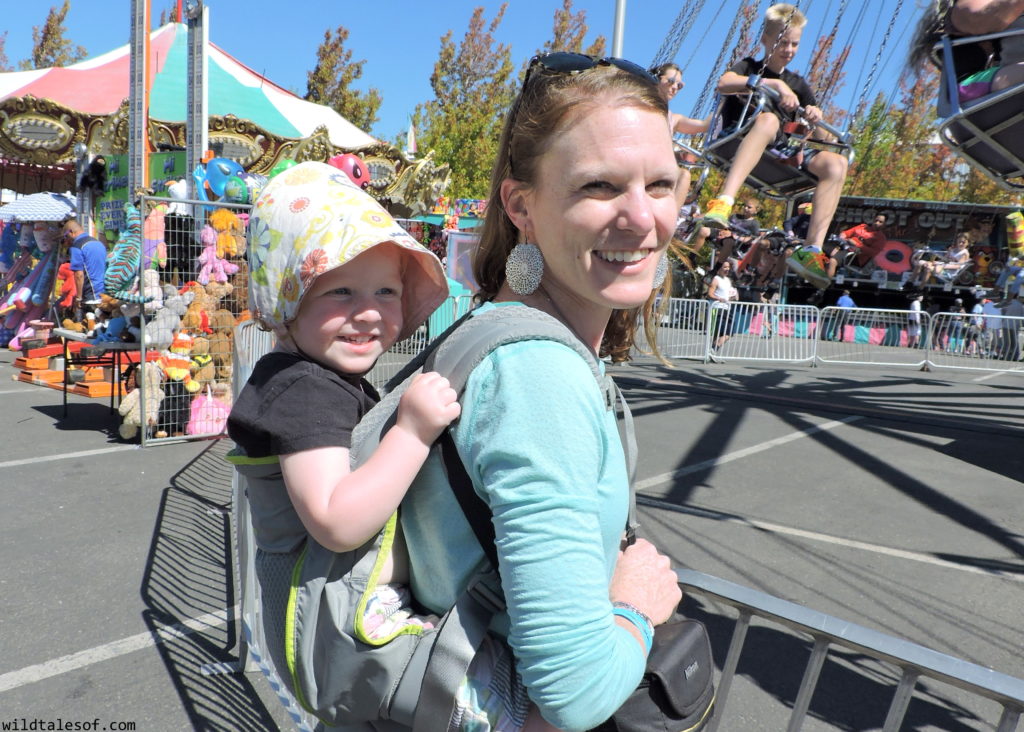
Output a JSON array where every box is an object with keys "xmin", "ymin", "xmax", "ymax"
[
  {"xmin": 933, "ymin": 30, "xmax": 1024, "ymax": 191},
  {"xmin": 703, "ymin": 76, "xmax": 854, "ymax": 201},
  {"xmin": 674, "ymin": 136, "xmax": 712, "ymax": 194},
  {"xmin": 909, "ymin": 247, "xmax": 976, "ymax": 288}
]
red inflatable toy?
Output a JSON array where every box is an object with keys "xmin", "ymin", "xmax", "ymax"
[{"xmin": 327, "ymin": 153, "xmax": 371, "ymax": 190}]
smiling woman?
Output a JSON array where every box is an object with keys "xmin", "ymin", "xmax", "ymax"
[{"xmin": 390, "ymin": 53, "xmax": 685, "ymax": 731}]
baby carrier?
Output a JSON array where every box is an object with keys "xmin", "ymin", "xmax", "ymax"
[{"xmin": 243, "ymin": 306, "xmax": 637, "ymax": 730}]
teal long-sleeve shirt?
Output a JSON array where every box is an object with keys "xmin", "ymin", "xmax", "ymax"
[{"xmin": 400, "ymin": 304, "xmax": 646, "ymax": 730}]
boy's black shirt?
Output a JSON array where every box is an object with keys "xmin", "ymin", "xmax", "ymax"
[{"xmin": 721, "ymin": 57, "xmax": 817, "ymax": 132}]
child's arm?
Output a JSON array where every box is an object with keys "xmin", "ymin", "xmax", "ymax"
[
  {"xmin": 281, "ymin": 372, "xmax": 460, "ymax": 553},
  {"xmin": 718, "ymin": 70, "xmax": 800, "ymax": 112}
]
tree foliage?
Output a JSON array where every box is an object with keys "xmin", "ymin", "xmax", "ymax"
[
  {"xmin": 305, "ymin": 26, "xmax": 383, "ymax": 133},
  {"xmin": 538, "ymin": 0, "xmax": 606, "ymax": 57},
  {"xmin": 413, "ymin": 4, "xmax": 517, "ymax": 200},
  {"xmin": 20, "ymin": 1, "xmax": 87, "ymax": 70},
  {"xmin": 157, "ymin": 1, "xmax": 179, "ymax": 26},
  {"xmin": 0, "ymin": 32, "xmax": 12, "ymax": 73}
]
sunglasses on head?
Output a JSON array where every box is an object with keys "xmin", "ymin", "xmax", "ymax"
[
  {"xmin": 524, "ymin": 52, "xmax": 657, "ymax": 86},
  {"xmin": 508, "ymin": 53, "xmax": 656, "ymax": 177}
]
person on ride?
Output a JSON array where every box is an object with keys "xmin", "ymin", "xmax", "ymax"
[
  {"xmin": 952, "ymin": 0, "xmax": 1024, "ymax": 93},
  {"xmin": 400, "ymin": 53, "xmax": 683, "ymax": 730},
  {"xmin": 652, "ymin": 62, "xmax": 711, "ymax": 205},
  {"xmin": 909, "ymin": 231, "xmax": 972, "ymax": 287},
  {"xmin": 840, "ymin": 212, "xmax": 890, "ymax": 271},
  {"xmin": 700, "ymin": 3, "xmax": 849, "ymax": 292},
  {"xmin": 909, "ymin": 1, "xmax": 1024, "ymax": 99}
]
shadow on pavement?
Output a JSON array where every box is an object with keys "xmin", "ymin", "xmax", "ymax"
[
  {"xmin": 683, "ymin": 596, "xmax": 987, "ymax": 732},
  {"xmin": 139, "ymin": 440, "xmax": 280, "ymax": 730}
]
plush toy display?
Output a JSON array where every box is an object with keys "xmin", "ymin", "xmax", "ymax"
[
  {"xmin": 185, "ymin": 383, "xmax": 232, "ymax": 436},
  {"xmin": 155, "ymin": 332, "xmax": 201, "ymax": 438},
  {"xmin": 143, "ymin": 285, "xmax": 194, "ymax": 348},
  {"xmin": 142, "ymin": 202, "xmax": 168, "ymax": 270},
  {"xmin": 197, "ymin": 224, "xmax": 239, "ymax": 285},
  {"xmin": 209, "ymin": 208, "xmax": 246, "ymax": 258},
  {"xmin": 189, "ymin": 335, "xmax": 216, "ymax": 388},
  {"xmin": 55, "ymin": 262, "xmax": 77, "ymax": 310},
  {"xmin": 180, "ymin": 281, "xmax": 216, "ymax": 335},
  {"xmin": 118, "ymin": 362, "xmax": 164, "ymax": 441}
]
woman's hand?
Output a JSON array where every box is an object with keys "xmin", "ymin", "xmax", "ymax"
[
  {"xmin": 610, "ymin": 538, "xmax": 682, "ymax": 625},
  {"xmin": 395, "ymin": 371, "xmax": 461, "ymax": 446}
]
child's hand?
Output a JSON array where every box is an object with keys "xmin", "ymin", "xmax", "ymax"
[
  {"xmin": 803, "ymin": 105, "xmax": 823, "ymax": 124},
  {"xmin": 395, "ymin": 371, "xmax": 461, "ymax": 445},
  {"xmin": 767, "ymin": 79, "xmax": 799, "ymax": 112}
]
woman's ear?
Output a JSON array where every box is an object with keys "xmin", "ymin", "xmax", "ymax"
[{"xmin": 500, "ymin": 178, "xmax": 532, "ymax": 235}]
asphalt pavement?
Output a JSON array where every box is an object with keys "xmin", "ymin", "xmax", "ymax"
[{"xmin": 0, "ymin": 345, "xmax": 1021, "ymax": 731}]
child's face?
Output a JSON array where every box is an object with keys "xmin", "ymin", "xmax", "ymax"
[
  {"xmin": 762, "ymin": 26, "xmax": 803, "ymax": 69},
  {"xmin": 287, "ymin": 245, "xmax": 405, "ymax": 376}
]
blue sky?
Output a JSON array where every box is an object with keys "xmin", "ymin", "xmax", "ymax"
[{"xmin": 3, "ymin": 0, "xmax": 921, "ymax": 142}]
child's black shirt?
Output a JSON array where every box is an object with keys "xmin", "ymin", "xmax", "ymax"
[{"xmin": 721, "ymin": 57, "xmax": 817, "ymax": 132}]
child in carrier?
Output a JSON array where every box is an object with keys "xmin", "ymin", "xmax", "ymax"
[
  {"xmin": 228, "ymin": 162, "xmax": 562, "ymax": 731},
  {"xmin": 228, "ymin": 161, "xmax": 458, "ymax": 641}
]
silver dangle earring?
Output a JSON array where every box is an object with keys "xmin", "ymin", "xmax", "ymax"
[
  {"xmin": 505, "ymin": 241, "xmax": 544, "ymax": 295},
  {"xmin": 652, "ymin": 252, "xmax": 668, "ymax": 290}
]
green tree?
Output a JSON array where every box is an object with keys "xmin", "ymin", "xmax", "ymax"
[
  {"xmin": 19, "ymin": 1, "xmax": 87, "ymax": 70},
  {"xmin": 305, "ymin": 26, "xmax": 383, "ymax": 133},
  {"xmin": 0, "ymin": 32, "xmax": 12, "ymax": 72},
  {"xmin": 412, "ymin": 4, "xmax": 517, "ymax": 200},
  {"xmin": 538, "ymin": 0, "xmax": 606, "ymax": 56}
]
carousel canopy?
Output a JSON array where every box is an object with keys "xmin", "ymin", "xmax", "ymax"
[
  {"xmin": 0, "ymin": 192, "xmax": 76, "ymax": 222},
  {"xmin": 0, "ymin": 22, "xmax": 376, "ymax": 150}
]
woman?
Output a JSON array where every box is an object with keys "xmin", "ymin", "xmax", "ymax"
[
  {"xmin": 910, "ymin": 232, "xmax": 971, "ymax": 287},
  {"xmin": 399, "ymin": 54, "xmax": 683, "ymax": 731},
  {"xmin": 708, "ymin": 259, "xmax": 739, "ymax": 353},
  {"xmin": 652, "ymin": 62, "xmax": 711, "ymax": 206}
]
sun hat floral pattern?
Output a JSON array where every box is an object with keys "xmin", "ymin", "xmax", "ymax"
[{"xmin": 248, "ymin": 161, "xmax": 447, "ymax": 340}]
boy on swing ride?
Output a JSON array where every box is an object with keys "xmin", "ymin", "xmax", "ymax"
[{"xmin": 700, "ymin": 3, "xmax": 849, "ymax": 298}]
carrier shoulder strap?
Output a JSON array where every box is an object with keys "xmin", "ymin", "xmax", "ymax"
[{"xmin": 394, "ymin": 305, "xmax": 638, "ymax": 732}]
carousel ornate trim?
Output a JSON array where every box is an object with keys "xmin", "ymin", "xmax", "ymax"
[{"xmin": 0, "ymin": 95, "xmax": 451, "ymax": 211}]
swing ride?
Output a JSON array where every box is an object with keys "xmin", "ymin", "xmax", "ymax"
[{"xmin": 652, "ymin": 0, "xmax": 1023, "ymax": 303}]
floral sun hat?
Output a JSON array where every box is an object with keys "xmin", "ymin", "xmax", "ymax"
[{"xmin": 248, "ymin": 161, "xmax": 447, "ymax": 340}]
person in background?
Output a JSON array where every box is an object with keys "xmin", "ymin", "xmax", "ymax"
[
  {"xmin": 708, "ymin": 259, "xmax": 740, "ymax": 355},
  {"xmin": 701, "ymin": 3, "xmax": 849, "ymax": 293},
  {"xmin": 783, "ymin": 201, "xmax": 812, "ymax": 241},
  {"xmin": 907, "ymin": 292, "xmax": 924, "ymax": 348},
  {"xmin": 62, "ymin": 219, "xmax": 106, "ymax": 319},
  {"xmin": 951, "ymin": 0, "xmax": 1024, "ymax": 93},
  {"xmin": 840, "ymin": 213, "xmax": 890, "ymax": 273},
  {"xmin": 909, "ymin": 232, "xmax": 971, "ymax": 288},
  {"xmin": 832, "ymin": 288, "xmax": 857, "ymax": 342},
  {"xmin": 652, "ymin": 62, "xmax": 711, "ymax": 206}
]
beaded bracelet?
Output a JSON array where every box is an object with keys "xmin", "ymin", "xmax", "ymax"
[{"xmin": 612, "ymin": 602, "xmax": 654, "ymax": 654}]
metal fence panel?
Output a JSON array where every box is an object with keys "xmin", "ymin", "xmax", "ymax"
[
  {"xmin": 927, "ymin": 311, "xmax": 1024, "ymax": 372},
  {"xmin": 816, "ymin": 306, "xmax": 931, "ymax": 368},
  {"xmin": 678, "ymin": 569, "xmax": 1024, "ymax": 732},
  {"xmin": 139, "ymin": 196, "xmax": 253, "ymax": 446},
  {"xmin": 708, "ymin": 301, "xmax": 818, "ymax": 364}
]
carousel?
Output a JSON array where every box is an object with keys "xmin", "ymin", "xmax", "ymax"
[{"xmin": 0, "ymin": 21, "xmax": 449, "ymax": 215}]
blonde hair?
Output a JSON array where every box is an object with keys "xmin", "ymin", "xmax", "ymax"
[
  {"xmin": 764, "ymin": 3, "xmax": 807, "ymax": 39},
  {"xmin": 475, "ymin": 63, "xmax": 671, "ymax": 363}
]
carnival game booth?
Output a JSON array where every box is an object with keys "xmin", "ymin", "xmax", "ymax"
[{"xmin": 0, "ymin": 22, "xmax": 448, "ymax": 216}]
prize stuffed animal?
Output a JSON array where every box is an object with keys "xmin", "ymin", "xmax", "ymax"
[
  {"xmin": 197, "ymin": 224, "xmax": 239, "ymax": 285},
  {"xmin": 209, "ymin": 207, "xmax": 246, "ymax": 258},
  {"xmin": 118, "ymin": 362, "xmax": 164, "ymax": 441},
  {"xmin": 155, "ymin": 332, "xmax": 201, "ymax": 438},
  {"xmin": 189, "ymin": 335, "xmax": 216, "ymax": 389},
  {"xmin": 55, "ymin": 262, "xmax": 77, "ymax": 310}
]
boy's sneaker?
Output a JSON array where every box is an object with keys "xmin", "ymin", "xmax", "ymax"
[
  {"xmin": 701, "ymin": 198, "xmax": 733, "ymax": 229},
  {"xmin": 787, "ymin": 248, "xmax": 831, "ymax": 290}
]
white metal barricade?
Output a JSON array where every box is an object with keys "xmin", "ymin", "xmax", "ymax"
[
  {"xmin": 816, "ymin": 307, "xmax": 932, "ymax": 369},
  {"xmin": 928, "ymin": 311, "xmax": 1024, "ymax": 372},
  {"xmin": 678, "ymin": 569, "xmax": 1024, "ymax": 732},
  {"xmin": 706, "ymin": 301, "xmax": 818, "ymax": 364},
  {"xmin": 649, "ymin": 297, "xmax": 710, "ymax": 360}
]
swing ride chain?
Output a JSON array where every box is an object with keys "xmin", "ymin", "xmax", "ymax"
[
  {"xmin": 651, "ymin": 0, "xmax": 710, "ymax": 70},
  {"xmin": 852, "ymin": 0, "xmax": 906, "ymax": 112}
]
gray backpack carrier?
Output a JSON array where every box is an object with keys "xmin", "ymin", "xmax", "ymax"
[{"xmin": 279, "ymin": 305, "xmax": 638, "ymax": 731}]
